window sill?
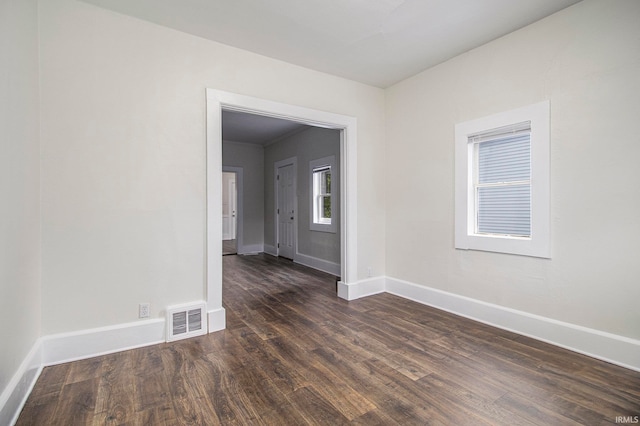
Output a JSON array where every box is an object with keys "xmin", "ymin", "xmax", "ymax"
[{"xmin": 310, "ymin": 223, "xmax": 336, "ymax": 233}]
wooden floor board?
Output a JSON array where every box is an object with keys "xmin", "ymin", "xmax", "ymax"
[
  {"xmin": 14, "ymin": 390, "xmax": 61, "ymax": 425},
  {"xmin": 52, "ymin": 378, "xmax": 99, "ymax": 425},
  {"xmin": 93, "ymin": 352, "xmax": 136, "ymax": 424},
  {"xmin": 17, "ymin": 253, "xmax": 640, "ymax": 425}
]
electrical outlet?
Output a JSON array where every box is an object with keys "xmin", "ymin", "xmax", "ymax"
[
  {"xmin": 139, "ymin": 303, "xmax": 150, "ymax": 318},
  {"xmin": 367, "ymin": 267, "xmax": 373, "ymax": 278}
]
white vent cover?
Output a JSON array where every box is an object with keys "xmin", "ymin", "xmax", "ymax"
[{"xmin": 166, "ymin": 302, "xmax": 207, "ymax": 342}]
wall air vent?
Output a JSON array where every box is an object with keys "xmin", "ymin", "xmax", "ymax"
[{"xmin": 166, "ymin": 302, "xmax": 207, "ymax": 342}]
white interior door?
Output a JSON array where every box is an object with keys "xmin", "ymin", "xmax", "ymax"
[
  {"xmin": 229, "ymin": 177, "xmax": 237, "ymax": 240},
  {"xmin": 277, "ymin": 164, "xmax": 295, "ymax": 259},
  {"xmin": 222, "ymin": 172, "xmax": 236, "ymax": 240}
]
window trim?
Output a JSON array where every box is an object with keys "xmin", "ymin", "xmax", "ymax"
[
  {"xmin": 454, "ymin": 101, "xmax": 550, "ymax": 258},
  {"xmin": 310, "ymin": 155, "xmax": 336, "ymax": 233}
]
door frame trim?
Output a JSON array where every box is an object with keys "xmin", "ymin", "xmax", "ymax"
[{"xmin": 206, "ymin": 89, "xmax": 358, "ymax": 331}]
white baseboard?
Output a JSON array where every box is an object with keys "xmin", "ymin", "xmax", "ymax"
[
  {"xmin": 238, "ymin": 244, "xmax": 264, "ymax": 255},
  {"xmin": 41, "ymin": 319, "xmax": 166, "ymax": 366},
  {"xmin": 1, "ymin": 310, "xmax": 228, "ymax": 423},
  {"xmin": 263, "ymin": 244, "xmax": 277, "ymax": 257},
  {"xmin": 207, "ymin": 307, "xmax": 226, "ymax": 332},
  {"xmin": 4, "ymin": 276, "xmax": 638, "ymax": 424},
  {"xmin": 386, "ymin": 276, "xmax": 640, "ymax": 372},
  {"xmin": 337, "ymin": 276, "xmax": 386, "ymax": 301},
  {"xmin": 294, "ymin": 252, "xmax": 341, "ymax": 276},
  {"xmin": 0, "ymin": 340, "xmax": 42, "ymax": 426}
]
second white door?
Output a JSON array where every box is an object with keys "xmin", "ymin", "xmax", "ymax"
[
  {"xmin": 277, "ymin": 163, "xmax": 295, "ymax": 259},
  {"xmin": 222, "ymin": 172, "xmax": 237, "ymax": 240}
]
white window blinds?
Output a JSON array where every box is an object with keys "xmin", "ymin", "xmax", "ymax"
[
  {"xmin": 312, "ymin": 165, "xmax": 332, "ymax": 225},
  {"xmin": 471, "ymin": 121, "xmax": 531, "ymax": 237}
]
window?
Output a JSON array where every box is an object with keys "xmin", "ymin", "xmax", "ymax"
[
  {"xmin": 314, "ymin": 166, "xmax": 332, "ymax": 224},
  {"xmin": 310, "ymin": 156, "xmax": 336, "ymax": 233},
  {"xmin": 455, "ymin": 101, "xmax": 550, "ymax": 258},
  {"xmin": 474, "ymin": 122, "xmax": 531, "ymax": 237}
]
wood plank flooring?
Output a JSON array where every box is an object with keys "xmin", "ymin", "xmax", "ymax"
[{"xmin": 17, "ymin": 254, "xmax": 640, "ymax": 425}]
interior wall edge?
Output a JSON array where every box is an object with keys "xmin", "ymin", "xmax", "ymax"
[
  {"xmin": 337, "ymin": 276, "xmax": 386, "ymax": 300},
  {"xmin": 207, "ymin": 307, "xmax": 226, "ymax": 333}
]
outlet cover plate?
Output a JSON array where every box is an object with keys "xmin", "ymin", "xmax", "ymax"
[{"xmin": 139, "ymin": 303, "xmax": 150, "ymax": 318}]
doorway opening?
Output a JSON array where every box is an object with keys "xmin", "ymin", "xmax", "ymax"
[
  {"xmin": 222, "ymin": 171, "xmax": 237, "ymax": 255},
  {"xmin": 206, "ymin": 89, "xmax": 358, "ymax": 333}
]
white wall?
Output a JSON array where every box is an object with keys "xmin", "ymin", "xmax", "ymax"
[
  {"xmin": 4, "ymin": 0, "xmax": 638, "ymax": 419},
  {"xmin": 0, "ymin": 0, "xmax": 41, "ymax": 412},
  {"xmin": 264, "ymin": 127, "xmax": 341, "ymax": 266},
  {"xmin": 38, "ymin": 0, "xmax": 386, "ymax": 334},
  {"xmin": 385, "ymin": 0, "xmax": 640, "ymax": 340},
  {"xmin": 222, "ymin": 141, "xmax": 264, "ymax": 251}
]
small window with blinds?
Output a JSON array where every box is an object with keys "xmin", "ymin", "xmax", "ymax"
[
  {"xmin": 313, "ymin": 165, "xmax": 332, "ymax": 225},
  {"xmin": 310, "ymin": 155, "xmax": 337, "ymax": 233},
  {"xmin": 472, "ymin": 122, "xmax": 531, "ymax": 238},
  {"xmin": 455, "ymin": 101, "xmax": 550, "ymax": 258}
]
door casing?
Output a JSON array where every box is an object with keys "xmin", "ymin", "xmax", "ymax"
[{"xmin": 206, "ymin": 89, "xmax": 358, "ymax": 332}]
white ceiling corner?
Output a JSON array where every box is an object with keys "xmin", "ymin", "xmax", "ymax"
[
  {"xmin": 77, "ymin": 0, "xmax": 582, "ymax": 143},
  {"xmin": 79, "ymin": 0, "xmax": 582, "ymax": 88}
]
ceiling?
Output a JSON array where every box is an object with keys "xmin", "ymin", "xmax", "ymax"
[
  {"xmin": 80, "ymin": 0, "xmax": 581, "ymax": 143},
  {"xmin": 81, "ymin": 0, "xmax": 580, "ymax": 88},
  {"xmin": 222, "ymin": 110, "xmax": 310, "ymax": 145}
]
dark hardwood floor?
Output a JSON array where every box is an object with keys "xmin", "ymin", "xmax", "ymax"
[{"xmin": 17, "ymin": 254, "xmax": 640, "ymax": 425}]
